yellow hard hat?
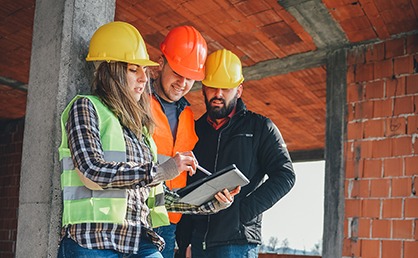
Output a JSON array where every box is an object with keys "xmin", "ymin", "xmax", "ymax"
[
  {"xmin": 86, "ymin": 21, "xmax": 158, "ymax": 67},
  {"xmin": 202, "ymin": 49, "xmax": 244, "ymax": 89}
]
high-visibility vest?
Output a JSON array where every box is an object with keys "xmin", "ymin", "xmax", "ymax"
[
  {"xmin": 58, "ymin": 95, "xmax": 168, "ymax": 227},
  {"xmin": 151, "ymin": 96, "xmax": 198, "ymax": 223},
  {"xmin": 143, "ymin": 127, "xmax": 170, "ymax": 228}
]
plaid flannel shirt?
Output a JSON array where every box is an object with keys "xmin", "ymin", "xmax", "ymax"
[{"xmin": 62, "ymin": 98, "xmax": 226, "ymax": 254}]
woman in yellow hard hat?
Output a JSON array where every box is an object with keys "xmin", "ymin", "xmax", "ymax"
[{"xmin": 57, "ymin": 21, "xmax": 237, "ymax": 258}]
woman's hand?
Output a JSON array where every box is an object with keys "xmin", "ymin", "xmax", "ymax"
[{"xmin": 172, "ymin": 151, "xmax": 198, "ymax": 176}]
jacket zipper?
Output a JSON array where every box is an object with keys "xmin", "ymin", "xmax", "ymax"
[{"xmin": 202, "ymin": 110, "xmax": 245, "ymax": 250}]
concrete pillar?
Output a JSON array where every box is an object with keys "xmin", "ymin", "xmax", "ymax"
[
  {"xmin": 322, "ymin": 48, "xmax": 347, "ymax": 258},
  {"xmin": 16, "ymin": 0, "xmax": 115, "ymax": 257}
]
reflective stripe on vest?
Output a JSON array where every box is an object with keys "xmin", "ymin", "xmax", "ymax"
[
  {"xmin": 59, "ymin": 95, "xmax": 127, "ymax": 226},
  {"xmin": 143, "ymin": 127, "xmax": 170, "ymax": 228},
  {"xmin": 151, "ymin": 96, "xmax": 198, "ymax": 223}
]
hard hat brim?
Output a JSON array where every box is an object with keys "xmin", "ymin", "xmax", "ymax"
[
  {"xmin": 166, "ymin": 56, "xmax": 205, "ymax": 81},
  {"xmin": 86, "ymin": 57, "xmax": 159, "ymax": 67}
]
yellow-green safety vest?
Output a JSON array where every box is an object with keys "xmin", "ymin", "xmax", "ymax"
[{"xmin": 58, "ymin": 95, "xmax": 169, "ymax": 227}]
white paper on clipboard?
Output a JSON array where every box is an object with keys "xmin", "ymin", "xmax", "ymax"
[{"xmin": 176, "ymin": 164, "xmax": 249, "ymax": 206}]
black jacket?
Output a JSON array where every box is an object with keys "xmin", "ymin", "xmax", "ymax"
[{"xmin": 187, "ymin": 98, "xmax": 295, "ymax": 248}]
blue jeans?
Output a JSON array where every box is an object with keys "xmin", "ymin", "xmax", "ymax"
[
  {"xmin": 191, "ymin": 238, "xmax": 259, "ymax": 258},
  {"xmin": 154, "ymin": 223, "xmax": 176, "ymax": 258},
  {"xmin": 57, "ymin": 236, "xmax": 163, "ymax": 258}
]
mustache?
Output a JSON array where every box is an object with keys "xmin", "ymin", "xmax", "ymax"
[{"xmin": 209, "ymin": 97, "xmax": 225, "ymax": 103}]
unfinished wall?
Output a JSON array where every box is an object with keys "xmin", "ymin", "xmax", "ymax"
[
  {"xmin": 0, "ymin": 119, "xmax": 24, "ymax": 258},
  {"xmin": 344, "ymin": 34, "xmax": 418, "ymax": 258}
]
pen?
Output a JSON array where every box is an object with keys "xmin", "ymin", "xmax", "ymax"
[{"xmin": 197, "ymin": 164, "xmax": 212, "ymax": 176}]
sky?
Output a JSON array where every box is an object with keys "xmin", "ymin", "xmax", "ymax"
[{"xmin": 261, "ymin": 160, "xmax": 325, "ymax": 252}]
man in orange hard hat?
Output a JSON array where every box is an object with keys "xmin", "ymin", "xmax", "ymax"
[{"xmin": 151, "ymin": 25, "xmax": 207, "ymax": 258}]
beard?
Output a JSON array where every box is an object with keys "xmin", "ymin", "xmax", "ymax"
[{"xmin": 204, "ymin": 91, "xmax": 238, "ymax": 120}]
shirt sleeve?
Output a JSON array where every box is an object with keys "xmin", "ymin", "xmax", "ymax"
[
  {"xmin": 66, "ymin": 97, "xmax": 155, "ymax": 189},
  {"xmin": 163, "ymin": 186, "xmax": 230, "ymax": 214}
]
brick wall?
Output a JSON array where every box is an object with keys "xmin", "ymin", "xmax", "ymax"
[
  {"xmin": 0, "ymin": 119, "xmax": 24, "ymax": 258},
  {"xmin": 345, "ymin": 34, "xmax": 418, "ymax": 258}
]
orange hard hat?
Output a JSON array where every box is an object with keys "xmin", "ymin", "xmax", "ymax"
[{"xmin": 160, "ymin": 26, "xmax": 208, "ymax": 81}]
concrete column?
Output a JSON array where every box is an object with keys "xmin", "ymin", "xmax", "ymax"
[
  {"xmin": 322, "ymin": 48, "xmax": 347, "ymax": 258},
  {"xmin": 16, "ymin": 0, "xmax": 115, "ymax": 257}
]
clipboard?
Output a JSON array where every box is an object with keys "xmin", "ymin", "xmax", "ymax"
[{"xmin": 176, "ymin": 164, "xmax": 249, "ymax": 206}]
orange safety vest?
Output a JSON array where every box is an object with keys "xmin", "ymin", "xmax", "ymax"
[{"xmin": 151, "ymin": 95, "xmax": 198, "ymax": 223}]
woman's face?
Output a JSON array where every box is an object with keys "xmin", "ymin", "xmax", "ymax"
[{"xmin": 126, "ymin": 64, "xmax": 148, "ymax": 102}]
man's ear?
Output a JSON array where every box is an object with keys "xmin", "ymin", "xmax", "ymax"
[
  {"xmin": 237, "ymin": 84, "xmax": 243, "ymax": 98},
  {"xmin": 158, "ymin": 56, "xmax": 164, "ymax": 71}
]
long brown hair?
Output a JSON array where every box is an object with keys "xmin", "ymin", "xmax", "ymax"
[{"xmin": 92, "ymin": 61, "xmax": 154, "ymax": 138}]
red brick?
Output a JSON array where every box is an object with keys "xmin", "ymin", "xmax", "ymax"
[
  {"xmin": 358, "ymin": 218, "xmax": 371, "ymax": 238},
  {"xmin": 405, "ymin": 241, "xmax": 418, "ymax": 258},
  {"xmin": 383, "ymin": 157, "xmax": 404, "ymax": 177},
  {"xmin": 346, "ymin": 158, "xmax": 364, "ymax": 178},
  {"xmin": 407, "ymin": 115, "xmax": 418, "ymax": 134},
  {"xmin": 415, "ymin": 96, "xmax": 418, "ymax": 114},
  {"xmin": 394, "ymin": 56, "xmax": 414, "ymax": 75},
  {"xmin": 406, "ymin": 74, "xmax": 418, "ymax": 94},
  {"xmin": 392, "ymin": 136, "xmax": 413, "ymax": 156},
  {"xmin": 382, "ymin": 199, "xmax": 403, "ymax": 218},
  {"xmin": 346, "ymin": 199, "xmax": 362, "ymax": 217},
  {"xmin": 343, "ymin": 238, "xmax": 361, "ymax": 257},
  {"xmin": 406, "ymin": 34, "xmax": 418, "ymax": 54},
  {"xmin": 385, "ymin": 117, "xmax": 406, "ymax": 136},
  {"xmin": 362, "ymin": 198, "xmax": 380, "ymax": 218},
  {"xmin": 373, "ymin": 99, "xmax": 393, "ymax": 118},
  {"xmin": 346, "ymin": 142, "xmax": 355, "ymax": 160},
  {"xmin": 386, "ymin": 38, "xmax": 405, "ymax": 58},
  {"xmin": 347, "ymin": 83, "xmax": 364, "ymax": 103},
  {"xmin": 366, "ymin": 42, "xmax": 385, "ymax": 62},
  {"xmin": 365, "ymin": 80, "xmax": 385, "ymax": 99},
  {"xmin": 392, "ymin": 220, "xmax": 413, "ymax": 239},
  {"xmin": 405, "ymin": 198, "xmax": 418, "ymax": 217},
  {"xmin": 348, "ymin": 103, "xmax": 356, "ymax": 121},
  {"xmin": 370, "ymin": 179, "xmax": 390, "ymax": 197},
  {"xmin": 364, "ymin": 119, "xmax": 385, "ymax": 138},
  {"xmin": 348, "ymin": 121, "xmax": 364, "ymax": 140},
  {"xmin": 348, "ymin": 179, "xmax": 356, "ymax": 198},
  {"xmin": 394, "ymin": 96, "xmax": 414, "ymax": 115},
  {"xmin": 355, "ymin": 63, "xmax": 374, "ymax": 82},
  {"xmin": 372, "ymin": 138, "xmax": 392, "ymax": 158},
  {"xmin": 359, "ymin": 140, "xmax": 374, "ymax": 160},
  {"xmin": 347, "ymin": 47, "xmax": 366, "ymax": 65},
  {"xmin": 386, "ymin": 76, "xmax": 406, "ymax": 97},
  {"xmin": 364, "ymin": 159, "xmax": 382, "ymax": 178},
  {"xmin": 361, "ymin": 239, "xmax": 380, "ymax": 257},
  {"xmin": 355, "ymin": 101, "xmax": 374, "ymax": 119},
  {"xmin": 414, "ymin": 140, "xmax": 418, "ymax": 155},
  {"xmin": 358, "ymin": 179, "xmax": 370, "ymax": 197},
  {"xmin": 405, "ymin": 156, "xmax": 418, "ymax": 176},
  {"xmin": 347, "ymin": 65, "xmax": 356, "ymax": 84},
  {"xmin": 392, "ymin": 178, "xmax": 412, "ymax": 197},
  {"xmin": 382, "ymin": 240, "xmax": 402, "ymax": 258},
  {"xmin": 374, "ymin": 59, "xmax": 393, "ymax": 79},
  {"xmin": 415, "ymin": 220, "xmax": 418, "ymax": 240}
]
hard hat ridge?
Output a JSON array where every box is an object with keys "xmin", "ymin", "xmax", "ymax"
[
  {"xmin": 86, "ymin": 21, "xmax": 158, "ymax": 67},
  {"xmin": 202, "ymin": 49, "xmax": 244, "ymax": 89}
]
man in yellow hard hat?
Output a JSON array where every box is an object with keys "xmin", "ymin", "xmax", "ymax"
[
  {"xmin": 181, "ymin": 49, "xmax": 296, "ymax": 258},
  {"xmin": 150, "ymin": 25, "xmax": 207, "ymax": 258}
]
